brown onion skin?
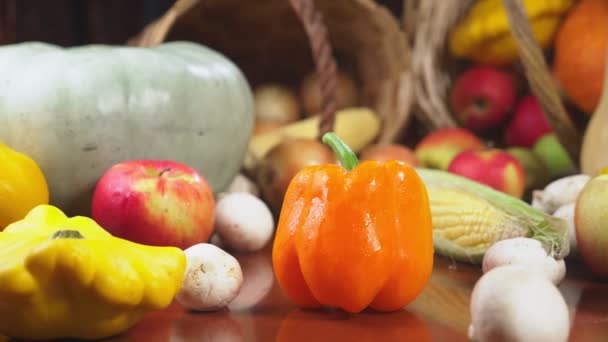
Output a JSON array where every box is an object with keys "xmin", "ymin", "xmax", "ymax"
[
  {"xmin": 299, "ymin": 71, "xmax": 358, "ymax": 116},
  {"xmin": 256, "ymin": 138, "xmax": 335, "ymax": 214},
  {"xmin": 253, "ymin": 121, "xmax": 285, "ymax": 135},
  {"xmin": 254, "ymin": 85, "xmax": 301, "ymax": 124}
]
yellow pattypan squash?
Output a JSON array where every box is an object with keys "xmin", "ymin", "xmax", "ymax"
[
  {"xmin": 0, "ymin": 205, "xmax": 186, "ymax": 341},
  {"xmin": 0, "ymin": 141, "xmax": 49, "ymax": 230},
  {"xmin": 449, "ymin": 0, "xmax": 575, "ymax": 66}
]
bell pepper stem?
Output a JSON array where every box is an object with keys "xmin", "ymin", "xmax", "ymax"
[{"xmin": 322, "ymin": 132, "xmax": 359, "ymax": 171}]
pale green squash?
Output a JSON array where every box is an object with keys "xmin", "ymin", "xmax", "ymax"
[{"xmin": 0, "ymin": 41, "xmax": 254, "ymax": 215}]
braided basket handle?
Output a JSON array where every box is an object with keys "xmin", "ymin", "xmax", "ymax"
[
  {"xmin": 289, "ymin": 0, "xmax": 338, "ymax": 137},
  {"xmin": 501, "ymin": 0, "xmax": 581, "ymax": 164},
  {"xmin": 128, "ymin": 0, "xmax": 338, "ymax": 139}
]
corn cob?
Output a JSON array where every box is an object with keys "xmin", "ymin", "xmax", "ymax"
[{"xmin": 415, "ymin": 168, "xmax": 570, "ymax": 264}]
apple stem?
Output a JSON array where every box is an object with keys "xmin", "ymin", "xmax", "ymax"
[
  {"xmin": 322, "ymin": 132, "xmax": 359, "ymax": 171},
  {"xmin": 159, "ymin": 168, "xmax": 172, "ymax": 177},
  {"xmin": 51, "ymin": 230, "xmax": 84, "ymax": 239},
  {"xmin": 473, "ymin": 98, "xmax": 488, "ymax": 111}
]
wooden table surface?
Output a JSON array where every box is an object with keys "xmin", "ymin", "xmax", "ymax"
[{"xmin": 104, "ymin": 248, "xmax": 607, "ymax": 342}]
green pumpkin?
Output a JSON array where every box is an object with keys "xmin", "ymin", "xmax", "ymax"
[{"xmin": 0, "ymin": 41, "xmax": 254, "ymax": 215}]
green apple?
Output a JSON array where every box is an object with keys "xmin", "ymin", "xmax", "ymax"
[
  {"xmin": 506, "ymin": 147, "xmax": 551, "ymax": 190},
  {"xmin": 532, "ymin": 133, "xmax": 574, "ymax": 177}
]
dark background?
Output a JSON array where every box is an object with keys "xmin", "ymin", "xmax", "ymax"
[
  {"xmin": 0, "ymin": 0, "xmax": 175, "ymax": 45},
  {"xmin": 0, "ymin": 0, "xmax": 404, "ymax": 46}
]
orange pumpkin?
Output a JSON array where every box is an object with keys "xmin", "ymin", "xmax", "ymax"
[
  {"xmin": 272, "ymin": 132, "xmax": 434, "ymax": 314},
  {"xmin": 553, "ymin": 0, "xmax": 608, "ymax": 114}
]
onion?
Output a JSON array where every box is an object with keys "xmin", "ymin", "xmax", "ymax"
[
  {"xmin": 256, "ymin": 138, "xmax": 334, "ymax": 213},
  {"xmin": 254, "ymin": 84, "xmax": 300, "ymax": 124},
  {"xmin": 254, "ymin": 121, "xmax": 285, "ymax": 135},
  {"xmin": 299, "ymin": 70, "xmax": 358, "ymax": 116}
]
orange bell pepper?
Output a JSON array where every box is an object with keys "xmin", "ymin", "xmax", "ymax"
[{"xmin": 272, "ymin": 132, "xmax": 434, "ymax": 314}]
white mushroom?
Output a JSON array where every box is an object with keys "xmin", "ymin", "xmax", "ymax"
[
  {"xmin": 175, "ymin": 243, "xmax": 243, "ymax": 311},
  {"xmin": 482, "ymin": 237, "xmax": 566, "ymax": 285},
  {"xmin": 553, "ymin": 203, "xmax": 578, "ymax": 257},
  {"xmin": 469, "ymin": 265, "xmax": 570, "ymax": 342},
  {"xmin": 531, "ymin": 174, "xmax": 590, "ymax": 214},
  {"xmin": 214, "ymin": 192, "xmax": 275, "ymax": 253},
  {"xmin": 223, "ymin": 173, "xmax": 260, "ymax": 197}
]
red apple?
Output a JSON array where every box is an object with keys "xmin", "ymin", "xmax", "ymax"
[
  {"xmin": 450, "ymin": 66, "xmax": 517, "ymax": 131},
  {"xmin": 414, "ymin": 127, "xmax": 486, "ymax": 170},
  {"xmin": 447, "ymin": 149, "xmax": 526, "ymax": 198},
  {"xmin": 504, "ymin": 95, "xmax": 554, "ymax": 147},
  {"xmin": 91, "ymin": 160, "xmax": 215, "ymax": 249}
]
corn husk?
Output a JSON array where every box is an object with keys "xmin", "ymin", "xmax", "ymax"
[{"xmin": 416, "ymin": 168, "xmax": 570, "ymax": 264}]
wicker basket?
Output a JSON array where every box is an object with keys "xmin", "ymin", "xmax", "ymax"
[
  {"xmin": 405, "ymin": 0, "xmax": 583, "ymax": 167},
  {"xmin": 129, "ymin": 0, "xmax": 414, "ymax": 144}
]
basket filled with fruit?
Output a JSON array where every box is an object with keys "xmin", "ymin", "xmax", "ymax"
[{"xmin": 405, "ymin": 0, "xmax": 608, "ymax": 187}]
